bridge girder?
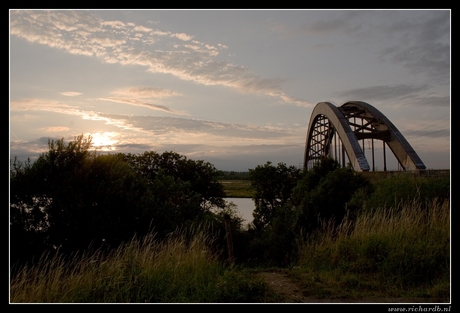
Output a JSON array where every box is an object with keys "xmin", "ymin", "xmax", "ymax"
[{"xmin": 303, "ymin": 101, "xmax": 426, "ymax": 172}]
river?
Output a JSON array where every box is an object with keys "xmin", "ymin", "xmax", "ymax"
[{"xmin": 224, "ymin": 197, "xmax": 255, "ymax": 227}]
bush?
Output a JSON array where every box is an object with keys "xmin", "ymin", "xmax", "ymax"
[{"xmin": 292, "ymin": 158, "xmax": 371, "ymax": 234}]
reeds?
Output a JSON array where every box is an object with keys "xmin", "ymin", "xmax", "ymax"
[{"xmin": 297, "ymin": 198, "xmax": 450, "ymax": 293}]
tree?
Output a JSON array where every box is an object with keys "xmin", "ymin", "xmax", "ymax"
[
  {"xmin": 291, "ymin": 157, "xmax": 371, "ymax": 233},
  {"xmin": 46, "ymin": 153, "xmax": 153, "ymax": 251},
  {"xmin": 121, "ymin": 151, "xmax": 226, "ymax": 210},
  {"xmin": 10, "ymin": 157, "xmax": 49, "ymax": 264},
  {"xmin": 248, "ymin": 161, "xmax": 302, "ymax": 230},
  {"xmin": 10, "ymin": 135, "xmax": 93, "ymax": 262},
  {"xmin": 10, "ymin": 137, "xmax": 228, "ymax": 265},
  {"xmin": 10, "ymin": 135, "xmax": 155, "ymax": 261}
]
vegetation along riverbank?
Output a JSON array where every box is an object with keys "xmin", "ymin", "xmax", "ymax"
[{"xmin": 10, "ymin": 135, "xmax": 450, "ymax": 303}]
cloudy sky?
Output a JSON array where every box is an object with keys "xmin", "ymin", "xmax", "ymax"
[{"xmin": 9, "ymin": 9, "xmax": 450, "ymax": 171}]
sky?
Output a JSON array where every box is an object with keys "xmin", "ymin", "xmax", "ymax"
[{"xmin": 9, "ymin": 9, "xmax": 451, "ymax": 172}]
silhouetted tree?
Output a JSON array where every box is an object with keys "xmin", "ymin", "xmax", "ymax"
[
  {"xmin": 249, "ymin": 161, "xmax": 302, "ymax": 230},
  {"xmin": 10, "ymin": 135, "xmax": 154, "ymax": 259},
  {"xmin": 291, "ymin": 157, "xmax": 371, "ymax": 233},
  {"xmin": 121, "ymin": 151, "xmax": 226, "ymax": 209},
  {"xmin": 245, "ymin": 162, "xmax": 302, "ymax": 266},
  {"xmin": 10, "ymin": 137, "xmax": 228, "ymax": 265},
  {"xmin": 10, "ymin": 157, "xmax": 49, "ymax": 264}
]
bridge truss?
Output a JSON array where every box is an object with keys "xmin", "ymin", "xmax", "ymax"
[{"xmin": 303, "ymin": 101, "xmax": 426, "ymax": 172}]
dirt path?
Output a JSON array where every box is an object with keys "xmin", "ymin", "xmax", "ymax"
[
  {"xmin": 256, "ymin": 270, "xmax": 346, "ymax": 303},
  {"xmin": 256, "ymin": 271, "xmax": 307, "ymax": 303},
  {"xmin": 256, "ymin": 270, "xmax": 447, "ymax": 303}
]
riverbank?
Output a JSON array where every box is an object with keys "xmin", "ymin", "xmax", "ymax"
[{"xmin": 220, "ymin": 180, "xmax": 254, "ymax": 198}]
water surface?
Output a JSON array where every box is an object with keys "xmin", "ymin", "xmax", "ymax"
[{"xmin": 225, "ymin": 197, "xmax": 255, "ymax": 226}]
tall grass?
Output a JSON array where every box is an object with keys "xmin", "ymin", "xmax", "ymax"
[
  {"xmin": 296, "ymin": 198, "xmax": 450, "ymax": 297},
  {"xmin": 10, "ymin": 227, "xmax": 270, "ymax": 303},
  {"xmin": 360, "ymin": 172, "xmax": 450, "ymax": 210}
]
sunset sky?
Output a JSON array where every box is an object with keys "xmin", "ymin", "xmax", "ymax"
[{"xmin": 9, "ymin": 9, "xmax": 450, "ymax": 171}]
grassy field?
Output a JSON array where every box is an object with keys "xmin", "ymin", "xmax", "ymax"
[{"xmin": 220, "ymin": 180, "xmax": 254, "ymax": 198}]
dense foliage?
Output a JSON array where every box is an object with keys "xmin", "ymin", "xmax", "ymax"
[
  {"xmin": 291, "ymin": 157, "xmax": 371, "ymax": 232},
  {"xmin": 10, "ymin": 135, "xmax": 232, "ymax": 266},
  {"xmin": 249, "ymin": 161, "xmax": 302, "ymax": 230},
  {"xmin": 243, "ymin": 158, "xmax": 370, "ymax": 266}
]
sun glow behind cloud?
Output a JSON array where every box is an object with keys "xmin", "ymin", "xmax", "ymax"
[{"xmin": 88, "ymin": 131, "xmax": 119, "ymax": 151}]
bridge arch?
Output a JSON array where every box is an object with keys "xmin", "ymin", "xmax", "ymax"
[{"xmin": 303, "ymin": 101, "xmax": 426, "ymax": 172}]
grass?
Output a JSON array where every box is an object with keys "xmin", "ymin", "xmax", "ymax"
[
  {"xmin": 220, "ymin": 180, "xmax": 255, "ymax": 198},
  {"xmin": 9, "ymin": 228, "xmax": 275, "ymax": 303},
  {"xmin": 361, "ymin": 172, "xmax": 450, "ymax": 210},
  {"xmin": 293, "ymin": 198, "xmax": 450, "ymax": 302}
]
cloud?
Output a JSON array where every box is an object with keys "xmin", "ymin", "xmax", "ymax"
[
  {"xmin": 132, "ymin": 25, "xmax": 154, "ymax": 33},
  {"xmin": 374, "ymin": 11, "xmax": 450, "ymax": 85},
  {"xmin": 335, "ymin": 84, "xmax": 428, "ymax": 101},
  {"xmin": 111, "ymin": 87, "xmax": 182, "ymax": 98},
  {"xmin": 10, "ymin": 98, "xmax": 78, "ymax": 113},
  {"xmin": 9, "ymin": 10, "xmax": 311, "ymax": 107},
  {"xmin": 13, "ymin": 86, "xmax": 186, "ymax": 117},
  {"xmin": 298, "ymin": 11, "xmax": 449, "ymax": 86},
  {"xmin": 173, "ymin": 33, "xmax": 193, "ymax": 41},
  {"xmin": 10, "ymin": 97, "xmax": 304, "ymax": 146},
  {"xmin": 334, "ymin": 85, "xmax": 450, "ymax": 109},
  {"xmin": 10, "ymin": 110, "xmax": 308, "ymax": 171},
  {"xmin": 403, "ymin": 96, "xmax": 450, "ymax": 108},
  {"xmin": 42, "ymin": 126, "xmax": 70, "ymax": 132},
  {"xmin": 97, "ymin": 113, "xmax": 303, "ymax": 143},
  {"xmin": 10, "ymin": 98, "xmax": 145, "ymax": 133},
  {"xmin": 97, "ymin": 97, "xmax": 189, "ymax": 115},
  {"xmin": 60, "ymin": 91, "xmax": 82, "ymax": 96}
]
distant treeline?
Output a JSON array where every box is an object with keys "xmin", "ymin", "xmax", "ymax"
[{"xmin": 217, "ymin": 171, "xmax": 250, "ymax": 180}]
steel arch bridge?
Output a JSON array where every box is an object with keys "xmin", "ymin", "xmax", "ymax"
[{"xmin": 303, "ymin": 101, "xmax": 426, "ymax": 172}]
